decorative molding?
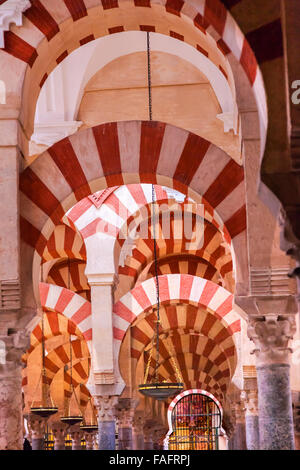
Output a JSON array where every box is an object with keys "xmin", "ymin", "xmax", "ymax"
[
  {"xmin": 94, "ymin": 395, "xmax": 118, "ymax": 422},
  {"xmin": 0, "ymin": 0, "xmax": 30, "ymax": 48},
  {"xmin": 31, "ymin": 121, "xmax": 82, "ymax": 147},
  {"xmin": 93, "ymin": 371, "xmax": 115, "ymax": 385},
  {"xmin": 241, "ymin": 390, "xmax": 258, "ymax": 417},
  {"xmin": 247, "ymin": 315, "xmax": 296, "ymax": 366}
]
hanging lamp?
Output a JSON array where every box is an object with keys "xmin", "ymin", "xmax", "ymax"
[
  {"xmin": 80, "ymin": 361, "xmax": 98, "ymax": 432},
  {"xmin": 80, "ymin": 396, "xmax": 98, "ymax": 433},
  {"xmin": 61, "ymin": 260, "xmax": 83, "ymax": 426},
  {"xmin": 30, "ymin": 264, "xmax": 58, "ymax": 418},
  {"xmin": 138, "ymin": 40, "xmax": 183, "ymax": 398},
  {"xmin": 60, "ymin": 334, "xmax": 83, "ymax": 426},
  {"xmin": 138, "ymin": 184, "xmax": 184, "ymax": 400}
]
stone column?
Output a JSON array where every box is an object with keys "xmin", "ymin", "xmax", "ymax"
[
  {"xmin": 0, "ymin": 330, "xmax": 29, "ymax": 450},
  {"xmin": 292, "ymin": 392, "xmax": 300, "ymax": 450},
  {"xmin": 153, "ymin": 428, "xmax": 166, "ymax": 450},
  {"xmin": 116, "ymin": 399, "xmax": 136, "ymax": 450},
  {"xmin": 144, "ymin": 427, "xmax": 153, "ymax": 450},
  {"xmin": 84, "ymin": 432, "xmax": 97, "ymax": 450},
  {"xmin": 222, "ymin": 409, "xmax": 235, "ymax": 449},
  {"xmin": 28, "ymin": 416, "xmax": 46, "ymax": 450},
  {"xmin": 133, "ymin": 413, "xmax": 145, "ymax": 450},
  {"xmin": 242, "ymin": 390, "xmax": 259, "ymax": 450},
  {"xmin": 94, "ymin": 395, "xmax": 118, "ymax": 450},
  {"xmin": 69, "ymin": 426, "xmax": 83, "ymax": 450},
  {"xmin": 51, "ymin": 422, "xmax": 67, "ymax": 450},
  {"xmin": 232, "ymin": 402, "xmax": 247, "ymax": 450},
  {"xmin": 248, "ymin": 315, "xmax": 296, "ymax": 450}
]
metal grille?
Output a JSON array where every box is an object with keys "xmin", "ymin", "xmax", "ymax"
[{"xmin": 169, "ymin": 393, "xmax": 221, "ymax": 450}]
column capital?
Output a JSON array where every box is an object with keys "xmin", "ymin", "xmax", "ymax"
[
  {"xmin": 241, "ymin": 390, "xmax": 259, "ymax": 417},
  {"xmin": 233, "ymin": 401, "xmax": 246, "ymax": 425},
  {"xmin": 133, "ymin": 411, "xmax": 145, "ymax": 434},
  {"xmin": 94, "ymin": 395, "xmax": 118, "ymax": 422},
  {"xmin": 247, "ymin": 315, "xmax": 296, "ymax": 366},
  {"xmin": 27, "ymin": 415, "xmax": 46, "ymax": 439},
  {"xmin": 84, "ymin": 431, "xmax": 97, "ymax": 449},
  {"xmin": 116, "ymin": 398, "xmax": 138, "ymax": 427},
  {"xmin": 51, "ymin": 421, "xmax": 67, "ymax": 440}
]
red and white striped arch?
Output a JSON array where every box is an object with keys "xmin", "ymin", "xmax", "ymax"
[
  {"xmin": 146, "ymin": 351, "xmax": 230, "ymax": 397},
  {"xmin": 29, "ymin": 310, "xmax": 84, "ymax": 352},
  {"xmin": 120, "ymin": 220, "xmax": 233, "ymax": 292},
  {"xmin": 114, "ymin": 274, "xmax": 241, "ymax": 379},
  {"xmin": 43, "ymin": 224, "xmax": 86, "ymax": 263},
  {"xmin": 2, "ymin": 0, "xmax": 267, "ymax": 149},
  {"xmin": 47, "ymin": 259, "xmax": 90, "ymax": 299},
  {"xmin": 43, "ymin": 338, "xmax": 90, "ymax": 383},
  {"xmin": 168, "ymin": 388, "xmax": 223, "ymax": 416},
  {"xmin": 65, "ymin": 184, "xmax": 229, "ymax": 244},
  {"xmin": 20, "ymin": 121, "xmax": 245, "ymax": 258},
  {"xmin": 39, "ymin": 282, "xmax": 92, "ymax": 346},
  {"xmin": 129, "ymin": 307, "xmax": 238, "ymax": 374},
  {"xmin": 142, "ymin": 256, "xmax": 220, "ymax": 284}
]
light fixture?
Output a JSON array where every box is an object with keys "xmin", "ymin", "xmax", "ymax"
[
  {"xmin": 31, "ymin": 264, "xmax": 58, "ymax": 418},
  {"xmin": 80, "ymin": 394, "xmax": 98, "ymax": 433},
  {"xmin": 139, "ymin": 35, "xmax": 184, "ymax": 399},
  {"xmin": 60, "ymin": 336, "xmax": 83, "ymax": 426},
  {"xmin": 60, "ymin": 262, "xmax": 83, "ymax": 426}
]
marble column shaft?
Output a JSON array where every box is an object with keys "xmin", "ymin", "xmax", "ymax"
[
  {"xmin": 0, "ymin": 330, "xmax": 30, "ymax": 450},
  {"xmin": 242, "ymin": 389, "xmax": 259, "ymax": 450}
]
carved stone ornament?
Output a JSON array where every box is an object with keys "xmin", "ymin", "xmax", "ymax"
[
  {"xmin": 241, "ymin": 390, "xmax": 259, "ymax": 417},
  {"xmin": 27, "ymin": 415, "xmax": 46, "ymax": 439},
  {"xmin": 247, "ymin": 315, "xmax": 296, "ymax": 366},
  {"xmin": 51, "ymin": 422, "xmax": 67, "ymax": 443},
  {"xmin": 0, "ymin": 0, "xmax": 31, "ymax": 48},
  {"xmin": 116, "ymin": 398, "xmax": 137, "ymax": 427},
  {"xmin": 94, "ymin": 395, "xmax": 118, "ymax": 422}
]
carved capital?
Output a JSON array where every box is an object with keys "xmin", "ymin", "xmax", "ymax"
[
  {"xmin": 241, "ymin": 390, "xmax": 259, "ymax": 417},
  {"xmin": 233, "ymin": 401, "xmax": 246, "ymax": 424},
  {"xmin": 116, "ymin": 398, "xmax": 137, "ymax": 427},
  {"xmin": 84, "ymin": 432, "xmax": 97, "ymax": 449},
  {"xmin": 94, "ymin": 395, "xmax": 118, "ymax": 422},
  {"xmin": 247, "ymin": 315, "xmax": 296, "ymax": 366},
  {"xmin": 51, "ymin": 422, "xmax": 67, "ymax": 443},
  {"xmin": 27, "ymin": 416, "xmax": 46, "ymax": 439},
  {"xmin": 133, "ymin": 412, "xmax": 145, "ymax": 434},
  {"xmin": 69, "ymin": 426, "xmax": 82, "ymax": 447}
]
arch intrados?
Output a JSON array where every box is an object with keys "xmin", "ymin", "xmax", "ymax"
[
  {"xmin": 19, "ymin": 3, "xmax": 249, "ymax": 137},
  {"xmin": 36, "ymin": 32, "xmax": 236, "ymax": 129}
]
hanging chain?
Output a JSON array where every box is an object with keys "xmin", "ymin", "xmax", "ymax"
[
  {"xmin": 165, "ymin": 336, "xmax": 184, "ymax": 383},
  {"xmin": 147, "ymin": 31, "xmax": 152, "ymax": 121},
  {"xmin": 143, "ymin": 339, "xmax": 154, "ymax": 384},
  {"xmin": 152, "ymin": 184, "xmax": 161, "ymax": 382}
]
